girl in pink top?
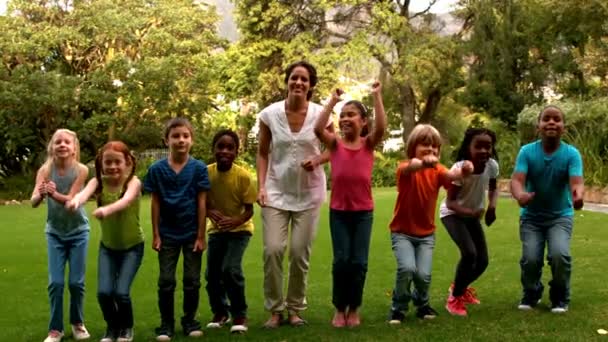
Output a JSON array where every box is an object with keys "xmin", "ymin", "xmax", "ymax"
[{"xmin": 314, "ymin": 82, "xmax": 387, "ymax": 328}]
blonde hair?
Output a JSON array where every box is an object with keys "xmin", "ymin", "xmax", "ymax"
[
  {"xmin": 39, "ymin": 129, "xmax": 81, "ymax": 178},
  {"xmin": 405, "ymin": 124, "xmax": 443, "ymax": 158}
]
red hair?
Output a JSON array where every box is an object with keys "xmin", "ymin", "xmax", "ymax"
[{"xmin": 94, "ymin": 141, "xmax": 136, "ymax": 206}]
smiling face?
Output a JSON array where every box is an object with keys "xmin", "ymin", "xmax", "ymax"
[
  {"xmin": 469, "ymin": 133, "xmax": 493, "ymax": 168},
  {"xmin": 538, "ymin": 107, "xmax": 565, "ymax": 139},
  {"xmin": 214, "ymin": 134, "xmax": 237, "ymax": 171},
  {"xmin": 102, "ymin": 149, "xmax": 129, "ymax": 182},
  {"xmin": 286, "ymin": 66, "xmax": 311, "ymax": 100},
  {"xmin": 339, "ymin": 104, "xmax": 366, "ymax": 140},
  {"xmin": 165, "ymin": 125, "xmax": 193, "ymax": 155},
  {"xmin": 51, "ymin": 131, "xmax": 76, "ymax": 161}
]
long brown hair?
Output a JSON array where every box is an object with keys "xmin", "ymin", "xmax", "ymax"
[{"xmin": 94, "ymin": 141, "xmax": 136, "ymax": 206}]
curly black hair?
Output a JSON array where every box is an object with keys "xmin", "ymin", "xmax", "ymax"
[
  {"xmin": 211, "ymin": 128, "xmax": 240, "ymax": 152},
  {"xmin": 454, "ymin": 127, "xmax": 498, "ymax": 162},
  {"xmin": 284, "ymin": 61, "xmax": 318, "ymax": 100}
]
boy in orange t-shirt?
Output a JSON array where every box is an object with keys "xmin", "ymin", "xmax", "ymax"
[{"xmin": 387, "ymin": 124, "xmax": 473, "ymax": 324}]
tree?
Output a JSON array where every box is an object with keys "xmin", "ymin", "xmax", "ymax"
[{"xmin": 0, "ymin": 0, "xmax": 225, "ymax": 175}]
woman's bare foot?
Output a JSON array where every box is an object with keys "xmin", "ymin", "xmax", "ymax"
[{"xmin": 332, "ymin": 311, "xmax": 346, "ymax": 328}]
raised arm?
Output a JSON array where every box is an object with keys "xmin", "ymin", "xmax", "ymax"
[
  {"xmin": 367, "ymin": 81, "xmax": 387, "ymax": 148},
  {"xmin": 66, "ymin": 177, "xmax": 99, "ymax": 211},
  {"xmin": 314, "ymin": 89, "xmax": 342, "ymax": 150},
  {"xmin": 256, "ymin": 121, "xmax": 271, "ymax": 207},
  {"xmin": 92, "ymin": 177, "xmax": 141, "ymax": 218}
]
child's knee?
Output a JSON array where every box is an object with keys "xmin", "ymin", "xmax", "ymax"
[{"xmin": 396, "ymin": 264, "xmax": 416, "ymax": 277}]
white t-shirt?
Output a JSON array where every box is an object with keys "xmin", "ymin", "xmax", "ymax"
[
  {"xmin": 439, "ymin": 158, "xmax": 499, "ymax": 218},
  {"xmin": 259, "ymin": 100, "xmax": 330, "ymax": 211}
]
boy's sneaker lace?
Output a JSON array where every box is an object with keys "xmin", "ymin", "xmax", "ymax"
[
  {"xmin": 230, "ymin": 317, "xmax": 248, "ymax": 333},
  {"xmin": 206, "ymin": 314, "xmax": 230, "ymax": 328},
  {"xmin": 445, "ymin": 294, "xmax": 468, "ymax": 316},
  {"xmin": 116, "ymin": 328, "xmax": 134, "ymax": 342},
  {"xmin": 44, "ymin": 330, "xmax": 64, "ymax": 342},
  {"xmin": 416, "ymin": 305, "xmax": 438, "ymax": 319},
  {"xmin": 387, "ymin": 310, "xmax": 405, "ymax": 324},
  {"xmin": 71, "ymin": 324, "xmax": 90, "ymax": 340}
]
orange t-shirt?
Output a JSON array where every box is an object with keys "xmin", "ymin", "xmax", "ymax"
[{"xmin": 389, "ymin": 161, "xmax": 452, "ymax": 237}]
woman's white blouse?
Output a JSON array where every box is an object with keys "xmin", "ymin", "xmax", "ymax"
[{"xmin": 259, "ymin": 100, "xmax": 330, "ymax": 211}]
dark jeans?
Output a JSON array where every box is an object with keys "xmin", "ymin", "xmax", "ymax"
[
  {"xmin": 520, "ymin": 216, "xmax": 573, "ymax": 305},
  {"xmin": 329, "ymin": 209, "xmax": 373, "ymax": 311},
  {"xmin": 441, "ymin": 215, "xmax": 489, "ymax": 296},
  {"xmin": 158, "ymin": 240, "xmax": 203, "ymax": 328},
  {"xmin": 97, "ymin": 243, "xmax": 144, "ymax": 330},
  {"xmin": 205, "ymin": 233, "xmax": 251, "ymax": 318}
]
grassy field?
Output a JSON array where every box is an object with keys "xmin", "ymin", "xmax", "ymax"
[{"xmin": 1, "ymin": 188, "xmax": 607, "ymax": 341}]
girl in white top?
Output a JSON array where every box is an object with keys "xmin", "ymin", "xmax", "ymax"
[
  {"xmin": 256, "ymin": 61, "xmax": 332, "ymax": 328},
  {"xmin": 439, "ymin": 128, "xmax": 499, "ymax": 317}
]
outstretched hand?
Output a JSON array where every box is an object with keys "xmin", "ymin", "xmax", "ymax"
[
  {"xmin": 331, "ymin": 88, "xmax": 345, "ymax": 102},
  {"xmin": 370, "ymin": 81, "xmax": 382, "ymax": 94}
]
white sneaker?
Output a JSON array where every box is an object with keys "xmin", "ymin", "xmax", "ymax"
[
  {"xmin": 71, "ymin": 324, "xmax": 90, "ymax": 340},
  {"xmin": 517, "ymin": 299, "xmax": 541, "ymax": 310},
  {"xmin": 43, "ymin": 330, "xmax": 64, "ymax": 342},
  {"xmin": 551, "ymin": 304, "xmax": 569, "ymax": 314}
]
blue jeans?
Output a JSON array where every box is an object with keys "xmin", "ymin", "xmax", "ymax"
[
  {"xmin": 157, "ymin": 240, "xmax": 202, "ymax": 329},
  {"xmin": 520, "ymin": 216, "xmax": 573, "ymax": 304},
  {"xmin": 390, "ymin": 232, "xmax": 435, "ymax": 312},
  {"xmin": 46, "ymin": 230, "xmax": 89, "ymax": 332},
  {"xmin": 330, "ymin": 209, "xmax": 373, "ymax": 311},
  {"xmin": 97, "ymin": 243, "xmax": 144, "ymax": 330},
  {"xmin": 205, "ymin": 233, "xmax": 250, "ymax": 318}
]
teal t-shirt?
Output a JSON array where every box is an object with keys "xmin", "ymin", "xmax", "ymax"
[
  {"xmin": 99, "ymin": 181, "xmax": 144, "ymax": 250},
  {"xmin": 513, "ymin": 140, "xmax": 583, "ymax": 220}
]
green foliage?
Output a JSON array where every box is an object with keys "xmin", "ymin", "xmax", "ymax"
[{"xmin": 0, "ymin": 0, "xmax": 225, "ymax": 177}]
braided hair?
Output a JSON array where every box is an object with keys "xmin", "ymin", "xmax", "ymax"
[
  {"xmin": 94, "ymin": 141, "xmax": 137, "ymax": 206},
  {"xmin": 454, "ymin": 128, "xmax": 499, "ymax": 162}
]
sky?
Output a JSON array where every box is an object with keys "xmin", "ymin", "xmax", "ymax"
[{"xmin": 0, "ymin": 0, "xmax": 459, "ymax": 15}]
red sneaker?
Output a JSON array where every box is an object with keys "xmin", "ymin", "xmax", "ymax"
[
  {"xmin": 446, "ymin": 294, "xmax": 467, "ymax": 316},
  {"xmin": 462, "ymin": 287, "xmax": 481, "ymax": 305}
]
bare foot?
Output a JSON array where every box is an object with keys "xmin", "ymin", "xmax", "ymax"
[
  {"xmin": 263, "ymin": 313, "xmax": 282, "ymax": 329},
  {"xmin": 346, "ymin": 310, "xmax": 361, "ymax": 327}
]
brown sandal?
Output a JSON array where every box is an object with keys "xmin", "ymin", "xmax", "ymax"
[{"xmin": 263, "ymin": 313, "xmax": 282, "ymax": 329}]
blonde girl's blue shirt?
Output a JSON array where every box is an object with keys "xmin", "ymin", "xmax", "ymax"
[
  {"xmin": 46, "ymin": 164, "xmax": 89, "ymax": 236},
  {"xmin": 513, "ymin": 140, "xmax": 583, "ymax": 220},
  {"xmin": 143, "ymin": 157, "xmax": 210, "ymax": 243}
]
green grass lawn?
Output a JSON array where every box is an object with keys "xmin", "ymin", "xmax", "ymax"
[{"xmin": 1, "ymin": 188, "xmax": 607, "ymax": 341}]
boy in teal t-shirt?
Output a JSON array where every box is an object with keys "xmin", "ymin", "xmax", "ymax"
[{"xmin": 511, "ymin": 105, "xmax": 584, "ymax": 314}]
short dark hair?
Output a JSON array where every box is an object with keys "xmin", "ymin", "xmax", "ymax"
[
  {"xmin": 538, "ymin": 105, "xmax": 565, "ymax": 123},
  {"xmin": 284, "ymin": 61, "xmax": 318, "ymax": 100},
  {"xmin": 164, "ymin": 117, "xmax": 194, "ymax": 139},
  {"xmin": 211, "ymin": 128, "xmax": 240, "ymax": 152}
]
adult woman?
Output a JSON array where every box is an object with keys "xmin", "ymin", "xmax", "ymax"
[{"xmin": 256, "ymin": 61, "xmax": 332, "ymax": 328}]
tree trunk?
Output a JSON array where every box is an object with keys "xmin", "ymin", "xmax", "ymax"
[
  {"xmin": 419, "ymin": 88, "xmax": 441, "ymax": 124},
  {"xmin": 401, "ymin": 83, "xmax": 417, "ymax": 146}
]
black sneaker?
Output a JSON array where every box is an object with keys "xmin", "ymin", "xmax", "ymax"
[
  {"xmin": 116, "ymin": 328, "xmax": 134, "ymax": 342},
  {"xmin": 517, "ymin": 297, "xmax": 541, "ymax": 310},
  {"xmin": 182, "ymin": 319, "xmax": 203, "ymax": 337},
  {"xmin": 388, "ymin": 310, "xmax": 405, "ymax": 324},
  {"xmin": 416, "ymin": 305, "xmax": 438, "ymax": 319},
  {"xmin": 100, "ymin": 327, "xmax": 119, "ymax": 342},
  {"xmin": 155, "ymin": 323, "xmax": 174, "ymax": 342}
]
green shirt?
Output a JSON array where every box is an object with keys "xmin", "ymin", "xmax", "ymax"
[{"xmin": 99, "ymin": 182, "xmax": 144, "ymax": 250}]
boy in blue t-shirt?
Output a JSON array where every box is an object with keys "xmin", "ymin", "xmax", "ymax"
[
  {"xmin": 510, "ymin": 105, "xmax": 584, "ymax": 314},
  {"xmin": 144, "ymin": 117, "xmax": 210, "ymax": 340}
]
